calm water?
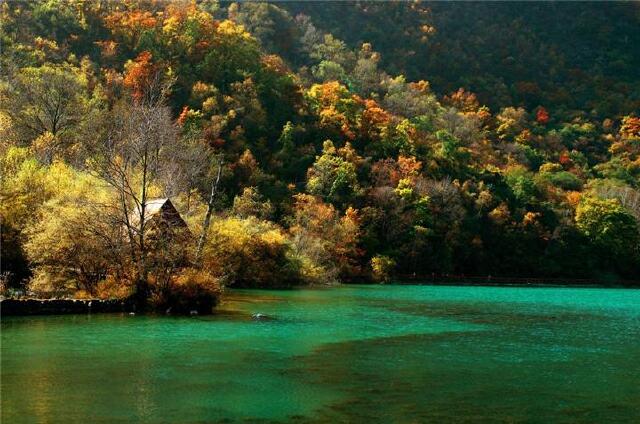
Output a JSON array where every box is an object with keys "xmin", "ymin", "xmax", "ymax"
[{"xmin": 2, "ymin": 285, "xmax": 640, "ymax": 423}]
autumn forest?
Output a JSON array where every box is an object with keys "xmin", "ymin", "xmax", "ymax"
[{"xmin": 2, "ymin": 1, "xmax": 640, "ymax": 310}]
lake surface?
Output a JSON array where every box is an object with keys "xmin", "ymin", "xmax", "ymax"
[{"xmin": 2, "ymin": 285, "xmax": 640, "ymax": 423}]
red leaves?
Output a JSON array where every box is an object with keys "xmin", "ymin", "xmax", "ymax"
[
  {"xmin": 536, "ymin": 107, "xmax": 550, "ymax": 124},
  {"xmin": 177, "ymin": 106, "xmax": 190, "ymax": 127},
  {"xmin": 123, "ymin": 51, "xmax": 158, "ymax": 102},
  {"xmin": 559, "ymin": 151, "xmax": 572, "ymax": 166}
]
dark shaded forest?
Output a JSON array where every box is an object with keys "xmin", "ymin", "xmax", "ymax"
[{"xmin": 1, "ymin": 1, "xmax": 639, "ymax": 304}]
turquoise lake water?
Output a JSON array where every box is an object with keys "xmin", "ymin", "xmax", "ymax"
[{"xmin": 2, "ymin": 285, "xmax": 640, "ymax": 423}]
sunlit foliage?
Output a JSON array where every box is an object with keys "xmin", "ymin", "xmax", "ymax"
[{"xmin": 2, "ymin": 0, "xmax": 639, "ymax": 301}]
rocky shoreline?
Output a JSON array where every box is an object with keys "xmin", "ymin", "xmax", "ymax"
[{"xmin": 0, "ymin": 298, "xmax": 134, "ymax": 316}]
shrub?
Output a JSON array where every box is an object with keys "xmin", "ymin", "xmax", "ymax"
[
  {"xmin": 95, "ymin": 275, "xmax": 134, "ymax": 300},
  {"xmin": 371, "ymin": 255, "xmax": 396, "ymax": 282},
  {"xmin": 165, "ymin": 268, "xmax": 222, "ymax": 314},
  {"xmin": 27, "ymin": 268, "xmax": 73, "ymax": 298}
]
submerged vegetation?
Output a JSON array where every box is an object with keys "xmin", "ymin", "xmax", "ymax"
[{"xmin": 1, "ymin": 1, "xmax": 639, "ymax": 308}]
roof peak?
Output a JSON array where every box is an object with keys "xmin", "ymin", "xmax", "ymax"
[{"xmin": 145, "ymin": 198, "xmax": 169, "ymax": 205}]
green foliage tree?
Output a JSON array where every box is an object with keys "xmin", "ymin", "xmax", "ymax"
[
  {"xmin": 306, "ymin": 140, "xmax": 361, "ymax": 206},
  {"xmin": 575, "ymin": 197, "xmax": 639, "ymax": 275}
]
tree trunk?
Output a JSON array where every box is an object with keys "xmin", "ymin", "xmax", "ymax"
[
  {"xmin": 135, "ymin": 147, "xmax": 150, "ymax": 310},
  {"xmin": 195, "ymin": 157, "xmax": 223, "ymax": 264}
]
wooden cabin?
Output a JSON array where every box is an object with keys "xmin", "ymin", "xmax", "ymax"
[
  {"xmin": 141, "ymin": 198, "xmax": 189, "ymax": 231},
  {"xmin": 135, "ymin": 198, "xmax": 192, "ymax": 268},
  {"xmin": 132, "ymin": 198, "xmax": 192, "ymax": 240}
]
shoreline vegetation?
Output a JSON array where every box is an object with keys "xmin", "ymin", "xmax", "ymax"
[
  {"xmin": 3, "ymin": 276, "xmax": 639, "ymax": 317},
  {"xmin": 0, "ymin": 298, "xmax": 134, "ymax": 316},
  {"xmin": 2, "ymin": 2, "xmax": 639, "ymax": 313}
]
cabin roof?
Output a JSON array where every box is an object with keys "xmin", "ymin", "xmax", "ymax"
[
  {"xmin": 132, "ymin": 198, "xmax": 189, "ymax": 230},
  {"xmin": 144, "ymin": 198, "xmax": 170, "ymax": 217}
]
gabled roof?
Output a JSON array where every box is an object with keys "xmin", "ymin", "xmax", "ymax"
[
  {"xmin": 131, "ymin": 198, "xmax": 188, "ymax": 230},
  {"xmin": 144, "ymin": 198, "xmax": 170, "ymax": 217}
]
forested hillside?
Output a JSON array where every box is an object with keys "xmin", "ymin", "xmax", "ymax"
[
  {"xmin": 1, "ymin": 1, "xmax": 639, "ymax": 304},
  {"xmin": 284, "ymin": 2, "xmax": 640, "ymax": 117}
]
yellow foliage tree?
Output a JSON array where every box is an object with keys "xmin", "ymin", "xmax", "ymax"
[
  {"xmin": 202, "ymin": 216, "xmax": 297, "ymax": 288},
  {"xmin": 23, "ymin": 163, "xmax": 124, "ymax": 297}
]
